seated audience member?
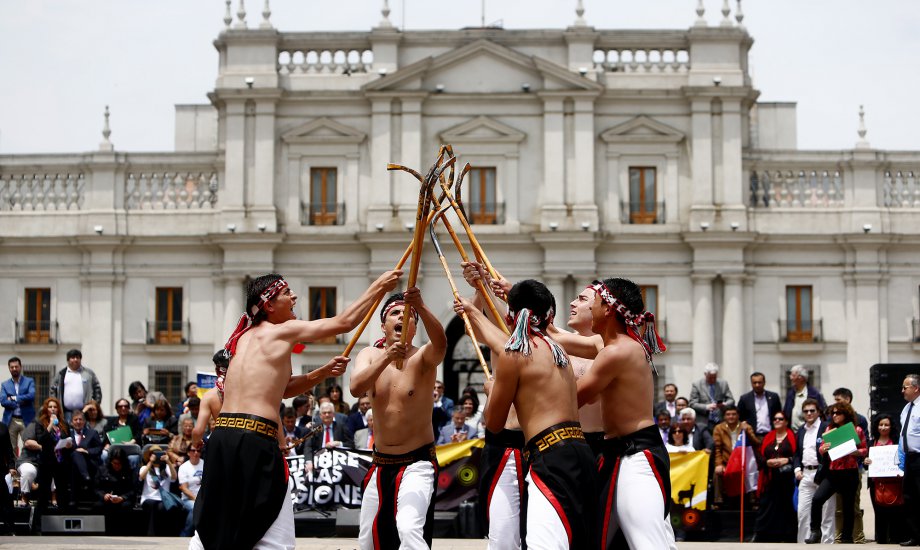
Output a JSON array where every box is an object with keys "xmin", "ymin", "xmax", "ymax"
[
  {"xmin": 712, "ymin": 405, "xmax": 761, "ymax": 506},
  {"xmin": 437, "ymin": 410, "xmax": 477, "ymax": 445},
  {"xmin": 305, "ymin": 402, "xmax": 353, "ymax": 461},
  {"xmin": 128, "ymin": 381, "xmax": 164, "ymax": 427},
  {"xmin": 432, "ymin": 380, "xmax": 453, "ymax": 436},
  {"xmin": 178, "ymin": 445, "xmax": 204, "ymax": 537},
  {"xmin": 178, "ymin": 397, "xmax": 200, "ymax": 426},
  {"xmin": 176, "ymin": 382, "xmax": 199, "ymax": 418},
  {"xmin": 353, "ymin": 409, "xmax": 375, "ymax": 450},
  {"xmin": 675, "ymin": 396, "xmax": 690, "ymax": 412},
  {"xmin": 167, "ymin": 417, "xmax": 195, "ymax": 465},
  {"xmin": 666, "ymin": 425, "xmax": 695, "ymax": 453},
  {"xmin": 292, "ymin": 394, "xmax": 313, "ymax": 428},
  {"xmin": 139, "ymin": 444, "xmax": 178, "ymax": 536},
  {"xmin": 678, "ymin": 408, "xmax": 713, "ymax": 452},
  {"xmin": 68, "ymin": 409, "xmax": 103, "ymax": 503},
  {"xmin": 458, "ymin": 394, "xmax": 484, "ymax": 438},
  {"xmin": 142, "ymin": 399, "xmax": 178, "ymax": 446},
  {"xmin": 281, "ymin": 407, "xmax": 307, "ymax": 457},
  {"xmin": 95, "ymin": 447, "xmax": 136, "ymax": 535},
  {"xmin": 460, "ymin": 385, "xmax": 484, "ymax": 424},
  {"xmin": 313, "ymin": 396, "xmax": 347, "ymax": 426},
  {"xmin": 33, "ymin": 397, "xmax": 74, "ymax": 510},
  {"xmin": 6, "ymin": 420, "xmax": 40, "ymax": 506},
  {"xmin": 326, "ymin": 384, "xmax": 351, "ymax": 415},
  {"xmin": 82, "ymin": 400, "xmax": 107, "ymax": 435},
  {"xmin": 657, "ymin": 410, "xmax": 672, "ymax": 444},
  {"xmin": 346, "ymin": 395, "xmax": 372, "ymax": 437}
]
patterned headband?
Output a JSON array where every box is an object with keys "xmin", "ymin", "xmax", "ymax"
[
  {"xmin": 589, "ymin": 280, "xmax": 666, "ymax": 362},
  {"xmin": 374, "ymin": 300, "xmax": 420, "ymax": 348}
]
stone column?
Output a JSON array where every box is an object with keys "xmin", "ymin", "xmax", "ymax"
[
  {"xmin": 397, "ymin": 97, "xmax": 423, "ymax": 222},
  {"xmin": 692, "ymin": 274, "xmax": 715, "ymax": 369},
  {"xmin": 743, "ymin": 275, "xmax": 755, "ymax": 372},
  {"xmin": 223, "ymin": 100, "xmax": 247, "ymax": 217},
  {"xmin": 721, "ymin": 275, "xmax": 745, "ymax": 392},
  {"xmin": 721, "ymin": 99, "xmax": 744, "ymax": 206},
  {"xmin": 223, "ymin": 275, "xmax": 245, "ymax": 335},
  {"xmin": 366, "ymin": 97, "xmax": 393, "ymax": 229},
  {"xmin": 251, "ymin": 99, "xmax": 278, "ymax": 226},
  {"xmin": 571, "ymin": 97, "xmax": 598, "ymax": 228},
  {"xmin": 539, "ymin": 96, "xmax": 566, "ymax": 229},
  {"xmin": 690, "ymin": 99, "xmax": 713, "ymax": 207}
]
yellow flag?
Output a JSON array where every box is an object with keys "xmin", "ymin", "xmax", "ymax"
[
  {"xmin": 669, "ymin": 450, "xmax": 709, "ymax": 511},
  {"xmin": 435, "ymin": 438, "xmax": 485, "ymax": 467}
]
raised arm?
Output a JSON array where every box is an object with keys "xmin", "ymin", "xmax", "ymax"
[
  {"xmin": 546, "ymin": 324, "xmax": 603, "ymax": 359},
  {"xmin": 403, "ymin": 287, "xmax": 447, "ymax": 368},
  {"xmin": 350, "ymin": 346, "xmax": 397, "ymax": 398},
  {"xmin": 454, "ymin": 296, "xmax": 508, "ymax": 353},
  {"xmin": 284, "ymin": 356, "xmax": 349, "ymax": 398}
]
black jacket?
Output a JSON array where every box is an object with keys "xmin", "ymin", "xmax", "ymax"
[{"xmin": 737, "ymin": 390, "xmax": 783, "ymax": 434}]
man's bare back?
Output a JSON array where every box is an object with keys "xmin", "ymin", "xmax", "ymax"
[
  {"xmin": 350, "ymin": 288, "xmax": 446, "ymax": 455},
  {"xmin": 221, "ymin": 324, "xmax": 296, "ymax": 425},
  {"xmin": 192, "ymin": 387, "xmax": 221, "ymax": 448}
]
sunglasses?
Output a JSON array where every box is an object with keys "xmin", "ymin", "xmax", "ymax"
[
  {"xmin": 773, "ymin": 417, "xmax": 786, "ymax": 422},
  {"xmin": 832, "ymin": 411, "xmax": 844, "ymax": 416},
  {"xmin": 116, "ymin": 404, "xmax": 129, "ymax": 409},
  {"xmin": 188, "ymin": 448, "xmax": 201, "ymax": 453},
  {"xmin": 803, "ymin": 409, "xmax": 817, "ymax": 413}
]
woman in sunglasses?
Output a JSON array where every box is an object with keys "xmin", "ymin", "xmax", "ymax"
[
  {"xmin": 804, "ymin": 402, "xmax": 867, "ymax": 544},
  {"xmin": 754, "ymin": 411, "xmax": 797, "ymax": 543},
  {"xmin": 665, "ymin": 425, "xmax": 694, "ymax": 453}
]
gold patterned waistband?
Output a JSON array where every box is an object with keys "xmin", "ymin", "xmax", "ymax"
[
  {"xmin": 525, "ymin": 422, "xmax": 585, "ymax": 457},
  {"xmin": 214, "ymin": 413, "xmax": 278, "ymax": 440}
]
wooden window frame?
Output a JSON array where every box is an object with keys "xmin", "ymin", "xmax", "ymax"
[
  {"xmin": 468, "ymin": 167, "xmax": 497, "ymax": 225},
  {"xmin": 629, "ymin": 167, "xmax": 657, "ymax": 224},
  {"xmin": 309, "ymin": 287, "xmax": 337, "ymax": 344},
  {"xmin": 786, "ymin": 285, "xmax": 813, "ymax": 342},
  {"xmin": 310, "ymin": 167, "xmax": 338, "ymax": 225},
  {"xmin": 24, "ymin": 288, "xmax": 51, "ymax": 344},
  {"xmin": 155, "ymin": 287, "xmax": 183, "ymax": 345}
]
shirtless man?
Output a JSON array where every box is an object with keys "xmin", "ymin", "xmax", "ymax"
[
  {"xmin": 456, "ymin": 279, "xmax": 597, "ymax": 550},
  {"xmin": 561, "ymin": 285, "xmax": 605, "ymax": 457},
  {"xmin": 191, "ymin": 351, "xmax": 226, "ymax": 450},
  {"xmin": 190, "ymin": 270, "xmax": 401, "ymax": 550},
  {"xmin": 350, "ymin": 287, "xmax": 446, "ymax": 550},
  {"xmin": 574, "ymin": 277, "xmax": 676, "ymax": 550}
]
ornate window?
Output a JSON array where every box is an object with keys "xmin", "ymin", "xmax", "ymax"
[
  {"xmin": 310, "ymin": 168, "xmax": 338, "ymax": 225},
  {"xmin": 629, "ymin": 167, "xmax": 658, "ymax": 224},
  {"xmin": 309, "ymin": 287, "xmax": 337, "ymax": 343},
  {"xmin": 154, "ymin": 287, "xmax": 184, "ymax": 344},
  {"xmin": 23, "ymin": 288, "xmax": 51, "ymax": 344},
  {"xmin": 785, "ymin": 285, "xmax": 813, "ymax": 342},
  {"xmin": 468, "ymin": 167, "xmax": 499, "ymax": 224}
]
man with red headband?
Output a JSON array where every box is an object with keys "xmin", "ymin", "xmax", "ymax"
[
  {"xmin": 575, "ymin": 277, "xmax": 676, "ymax": 550},
  {"xmin": 190, "ymin": 270, "xmax": 401, "ymax": 550},
  {"xmin": 350, "ymin": 287, "xmax": 446, "ymax": 550}
]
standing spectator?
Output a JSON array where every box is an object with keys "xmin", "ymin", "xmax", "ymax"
[
  {"xmin": 178, "ymin": 397, "xmax": 200, "ymax": 427},
  {"xmin": 178, "ymin": 445, "xmax": 204, "ymax": 537},
  {"xmin": 280, "ymin": 407, "xmax": 306, "ymax": 457},
  {"xmin": 0, "ymin": 422, "xmax": 14, "ymax": 535},
  {"xmin": 432, "ymin": 380, "xmax": 452, "ymax": 437},
  {"xmin": 167, "ymin": 417, "xmax": 195, "ymax": 465},
  {"xmin": 675, "ymin": 396, "xmax": 689, "ymax": 412},
  {"xmin": 897, "ymin": 373, "xmax": 920, "ymax": 547},
  {"xmin": 353, "ymin": 409, "xmax": 374, "ymax": 450},
  {"xmin": 460, "ymin": 385, "xmax": 485, "ymax": 422},
  {"xmin": 82, "ymin": 400, "xmax": 107, "ymax": 435},
  {"xmin": 326, "ymin": 384, "xmax": 351, "ymax": 415},
  {"xmin": 128, "ymin": 381, "xmax": 165, "ymax": 427},
  {"xmin": 50, "ymin": 349, "xmax": 102, "ymax": 422},
  {"xmin": 805, "ymin": 402, "xmax": 867, "ymax": 544},
  {"xmin": 712, "ymin": 406, "xmax": 760, "ymax": 506},
  {"xmin": 459, "ymin": 394, "xmax": 483, "ymax": 438},
  {"xmin": 831, "ymin": 387, "xmax": 868, "ymax": 544},
  {"xmin": 654, "ymin": 383, "xmax": 679, "ymax": 419},
  {"xmin": 689, "ymin": 362, "xmax": 735, "ymax": 430},
  {"xmin": 142, "ymin": 399, "xmax": 178, "ymax": 446},
  {"xmin": 6, "ymin": 419, "xmax": 40, "ymax": 507},
  {"xmin": 1, "ymin": 356, "xmax": 35, "ymax": 455},
  {"xmin": 31, "ymin": 397, "xmax": 73, "ymax": 511},
  {"xmin": 677, "ymin": 408, "xmax": 713, "ymax": 451},
  {"xmin": 793, "ymin": 398, "xmax": 835, "ymax": 544},
  {"xmin": 737, "ymin": 372, "xmax": 782, "ymax": 437},
  {"xmin": 437, "ymin": 410, "xmax": 476, "ymax": 445},
  {"xmin": 656, "ymin": 410, "xmax": 672, "ymax": 444},
  {"xmin": 68, "ymin": 410, "xmax": 103, "ymax": 503},
  {"xmin": 863, "ymin": 413, "xmax": 904, "ymax": 544},
  {"xmin": 783, "ymin": 364, "xmax": 827, "ymax": 432},
  {"xmin": 754, "ymin": 410, "xmax": 797, "ymax": 543},
  {"xmin": 95, "ymin": 447, "xmax": 136, "ymax": 536},
  {"xmin": 139, "ymin": 444, "xmax": 178, "ymax": 536},
  {"xmin": 346, "ymin": 395, "xmax": 372, "ymax": 437},
  {"xmin": 292, "ymin": 394, "xmax": 313, "ymax": 428},
  {"xmin": 176, "ymin": 382, "xmax": 199, "ymax": 418}
]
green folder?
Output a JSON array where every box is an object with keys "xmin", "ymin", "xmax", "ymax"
[
  {"xmin": 822, "ymin": 422, "xmax": 860, "ymax": 448},
  {"xmin": 106, "ymin": 425, "xmax": 134, "ymax": 445}
]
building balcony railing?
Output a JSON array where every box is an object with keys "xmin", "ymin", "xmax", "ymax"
[
  {"xmin": 619, "ymin": 201, "xmax": 666, "ymax": 224},
  {"xmin": 883, "ymin": 170, "xmax": 920, "ymax": 207},
  {"xmin": 146, "ymin": 321, "xmax": 190, "ymax": 345},
  {"xmin": 15, "ymin": 320, "xmax": 59, "ymax": 345},
  {"xmin": 125, "ymin": 171, "xmax": 219, "ymax": 210},
  {"xmin": 466, "ymin": 202, "xmax": 505, "ymax": 225},
  {"xmin": 749, "ymin": 170, "xmax": 844, "ymax": 208},
  {"xmin": 777, "ymin": 319, "xmax": 823, "ymax": 343},
  {"xmin": 0, "ymin": 173, "xmax": 85, "ymax": 212},
  {"xmin": 301, "ymin": 202, "xmax": 345, "ymax": 226},
  {"xmin": 593, "ymin": 48, "xmax": 690, "ymax": 74}
]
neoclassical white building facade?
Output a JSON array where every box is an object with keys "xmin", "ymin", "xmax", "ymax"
[{"xmin": 1, "ymin": 2, "xmax": 918, "ymax": 414}]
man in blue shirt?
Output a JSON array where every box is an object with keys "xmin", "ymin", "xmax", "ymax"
[
  {"xmin": 900, "ymin": 374, "xmax": 920, "ymax": 546},
  {"xmin": 1, "ymin": 356, "xmax": 35, "ymax": 455}
]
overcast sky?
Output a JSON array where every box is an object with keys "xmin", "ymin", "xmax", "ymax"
[{"xmin": 1, "ymin": 0, "xmax": 917, "ymax": 154}]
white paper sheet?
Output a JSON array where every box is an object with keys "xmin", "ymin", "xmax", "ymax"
[
  {"xmin": 54, "ymin": 437, "xmax": 73, "ymax": 451},
  {"xmin": 868, "ymin": 445, "xmax": 904, "ymax": 478},
  {"xmin": 827, "ymin": 438, "xmax": 857, "ymax": 461}
]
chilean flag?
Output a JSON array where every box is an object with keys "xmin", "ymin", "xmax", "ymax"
[{"xmin": 723, "ymin": 430, "xmax": 758, "ymax": 496}]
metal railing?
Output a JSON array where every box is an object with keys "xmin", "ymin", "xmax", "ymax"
[
  {"xmin": 14, "ymin": 320, "xmax": 59, "ymax": 344},
  {"xmin": 145, "ymin": 321, "xmax": 190, "ymax": 345},
  {"xmin": 777, "ymin": 319, "xmax": 823, "ymax": 343},
  {"xmin": 619, "ymin": 201, "xmax": 666, "ymax": 224},
  {"xmin": 301, "ymin": 202, "xmax": 345, "ymax": 226}
]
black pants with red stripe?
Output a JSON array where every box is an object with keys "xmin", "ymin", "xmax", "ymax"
[
  {"xmin": 479, "ymin": 429, "xmax": 526, "ymax": 550},
  {"xmin": 597, "ymin": 424, "xmax": 676, "ymax": 550}
]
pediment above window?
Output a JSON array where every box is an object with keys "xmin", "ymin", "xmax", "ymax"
[
  {"xmin": 600, "ymin": 116, "xmax": 685, "ymax": 144},
  {"xmin": 439, "ymin": 116, "xmax": 526, "ymax": 144},
  {"xmin": 281, "ymin": 117, "xmax": 366, "ymax": 145}
]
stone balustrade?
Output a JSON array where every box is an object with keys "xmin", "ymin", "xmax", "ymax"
[
  {"xmin": 748, "ymin": 169, "xmax": 844, "ymax": 208},
  {"xmin": 0, "ymin": 172, "xmax": 85, "ymax": 211},
  {"xmin": 593, "ymin": 48, "xmax": 690, "ymax": 73},
  {"xmin": 278, "ymin": 48, "xmax": 373, "ymax": 75},
  {"xmin": 124, "ymin": 171, "xmax": 219, "ymax": 210},
  {"xmin": 883, "ymin": 170, "xmax": 920, "ymax": 207}
]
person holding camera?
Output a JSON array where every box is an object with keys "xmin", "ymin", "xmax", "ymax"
[
  {"xmin": 139, "ymin": 444, "xmax": 178, "ymax": 536},
  {"xmin": 142, "ymin": 399, "xmax": 178, "ymax": 446}
]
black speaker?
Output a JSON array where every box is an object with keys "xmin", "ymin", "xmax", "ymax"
[{"xmin": 869, "ymin": 363, "xmax": 919, "ymax": 418}]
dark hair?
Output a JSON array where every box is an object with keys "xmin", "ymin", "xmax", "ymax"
[
  {"xmin": 246, "ymin": 274, "xmax": 285, "ymax": 324},
  {"xmin": 668, "ymin": 425, "xmax": 686, "ymax": 444},
  {"xmin": 153, "ymin": 398, "xmax": 173, "ymax": 417},
  {"xmin": 184, "ymin": 381, "xmax": 197, "ymax": 394},
  {"xmin": 773, "ymin": 411, "xmax": 789, "ymax": 423},
  {"xmin": 507, "ymin": 279, "xmax": 556, "ymax": 330},
  {"xmin": 128, "ymin": 381, "xmax": 147, "ymax": 400},
  {"xmin": 8, "ymin": 356, "xmax": 21, "ymax": 366},
  {"xmin": 292, "ymin": 395, "xmax": 309, "ymax": 409},
  {"xmin": 723, "ymin": 405, "xmax": 738, "ymax": 414},
  {"xmin": 282, "ymin": 407, "xmax": 296, "ymax": 419},
  {"xmin": 188, "ymin": 397, "xmax": 201, "ymax": 408},
  {"xmin": 871, "ymin": 413, "xmax": 900, "ymax": 442},
  {"xmin": 107, "ymin": 447, "xmax": 132, "ymax": 479},
  {"xmin": 657, "ymin": 410, "xmax": 672, "ymax": 421},
  {"xmin": 802, "ymin": 398, "xmax": 823, "ymax": 419},
  {"xmin": 663, "ymin": 383, "xmax": 677, "ymax": 392},
  {"xmin": 66, "ymin": 349, "xmax": 82, "ymax": 360},
  {"xmin": 380, "ymin": 292, "xmax": 405, "ymax": 323},
  {"xmin": 460, "ymin": 393, "xmax": 479, "ymax": 413},
  {"xmin": 827, "ymin": 402, "xmax": 856, "ymax": 426},
  {"xmin": 212, "ymin": 350, "xmax": 230, "ymax": 370},
  {"xmin": 750, "ymin": 372, "xmax": 765, "ymax": 381},
  {"xmin": 599, "ymin": 277, "xmax": 644, "ymax": 316},
  {"xmin": 325, "ymin": 384, "xmax": 344, "ymax": 400},
  {"xmin": 832, "ymin": 387, "xmax": 853, "ymax": 402}
]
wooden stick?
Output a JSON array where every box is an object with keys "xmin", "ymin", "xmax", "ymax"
[{"xmin": 429, "ymin": 215, "xmax": 492, "ymax": 379}]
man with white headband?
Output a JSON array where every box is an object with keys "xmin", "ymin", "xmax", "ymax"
[
  {"xmin": 350, "ymin": 288, "xmax": 446, "ymax": 550},
  {"xmin": 575, "ymin": 277, "xmax": 675, "ymax": 550},
  {"xmin": 190, "ymin": 270, "xmax": 401, "ymax": 550},
  {"xmin": 456, "ymin": 279, "xmax": 597, "ymax": 549}
]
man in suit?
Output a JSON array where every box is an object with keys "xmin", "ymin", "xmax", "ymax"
[
  {"xmin": 793, "ymin": 398, "xmax": 835, "ymax": 544},
  {"xmin": 305, "ymin": 401, "xmax": 354, "ymax": 462},
  {"xmin": 677, "ymin": 408, "xmax": 713, "ymax": 451},
  {"xmin": 281, "ymin": 407, "xmax": 307, "ymax": 456},
  {"xmin": 654, "ymin": 383, "xmax": 679, "ymax": 419},
  {"xmin": 292, "ymin": 394, "xmax": 313, "ymax": 428},
  {"xmin": 69, "ymin": 409, "xmax": 103, "ymax": 504},
  {"xmin": 432, "ymin": 379, "xmax": 454, "ymax": 435},
  {"xmin": 1, "ymin": 356, "xmax": 35, "ymax": 454},
  {"xmin": 783, "ymin": 364, "xmax": 827, "ymax": 432},
  {"xmin": 354, "ymin": 409, "xmax": 374, "ymax": 450},
  {"xmin": 656, "ymin": 410, "xmax": 672, "ymax": 444},
  {"xmin": 900, "ymin": 374, "xmax": 920, "ymax": 546},
  {"xmin": 689, "ymin": 362, "xmax": 735, "ymax": 430},
  {"xmin": 346, "ymin": 395, "xmax": 372, "ymax": 438},
  {"xmin": 436, "ymin": 410, "xmax": 477, "ymax": 445},
  {"xmin": 737, "ymin": 372, "xmax": 782, "ymax": 437}
]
